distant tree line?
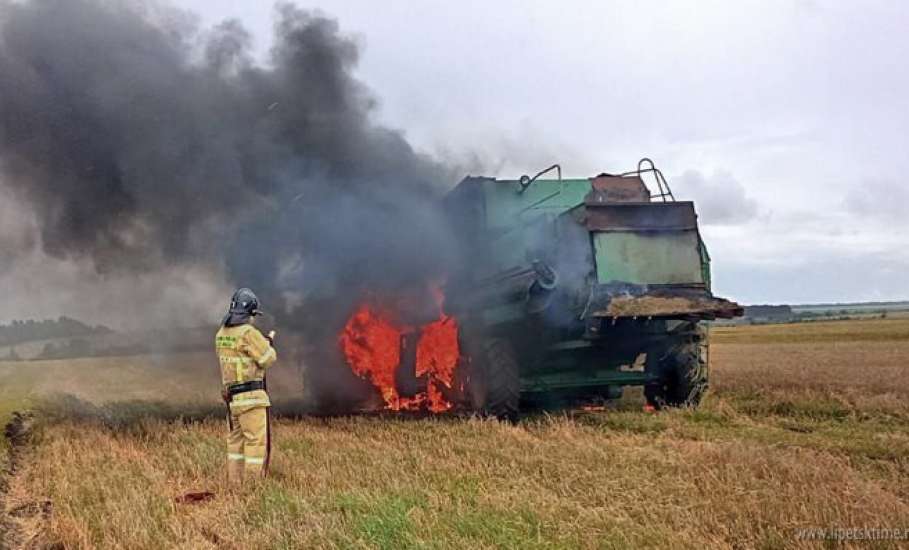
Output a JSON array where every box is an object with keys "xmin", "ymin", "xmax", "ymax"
[
  {"xmin": 743, "ymin": 305, "xmax": 794, "ymax": 320},
  {"xmin": 0, "ymin": 316, "xmax": 113, "ymax": 347}
]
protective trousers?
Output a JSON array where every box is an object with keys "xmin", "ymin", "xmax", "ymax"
[{"xmin": 226, "ymin": 405, "xmax": 270, "ymax": 482}]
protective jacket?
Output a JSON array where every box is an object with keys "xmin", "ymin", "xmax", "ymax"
[
  {"xmin": 216, "ymin": 324, "xmax": 276, "ymax": 408},
  {"xmin": 215, "ymin": 323, "xmax": 277, "ymax": 480}
]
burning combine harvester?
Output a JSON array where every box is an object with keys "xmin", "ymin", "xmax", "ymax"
[{"xmin": 333, "ymin": 159, "xmax": 742, "ymax": 418}]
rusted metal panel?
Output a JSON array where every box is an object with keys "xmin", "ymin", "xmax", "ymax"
[
  {"xmin": 586, "ymin": 175, "xmax": 650, "ymax": 202},
  {"xmin": 583, "ymin": 202, "xmax": 698, "ymax": 232}
]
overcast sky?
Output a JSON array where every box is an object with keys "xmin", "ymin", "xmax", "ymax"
[
  {"xmin": 1, "ymin": 0, "xmax": 906, "ymax": 328},
  {"xmin": 172, "ymin": 0, "xmax": 908, "ymax": 305}
]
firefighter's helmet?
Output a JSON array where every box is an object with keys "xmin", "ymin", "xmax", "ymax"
[
  {"xmin": 222, "ymin": 288, "xmax": 261, "ymax": 326},
  {"xmin": 229, "ymin": 288, "xmax": 261, "ymax": 316}
]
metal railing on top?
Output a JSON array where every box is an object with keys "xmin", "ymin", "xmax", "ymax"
[{"xmin": 620, "ymin": 158, "xmax": 675, "ymax": 202}]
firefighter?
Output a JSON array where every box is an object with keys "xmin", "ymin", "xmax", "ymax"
[{"xmin": 215, "ymin": 288, "xmax": 277, "ymax": 482}]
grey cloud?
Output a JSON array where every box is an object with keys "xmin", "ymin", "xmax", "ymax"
[
  {"xmin": 675, "ymin": 170, "xmax": 760, "ymax": 226},
  {"xmin": 843, "ymin": 180, "xmax": 909, "ymax": 225},
  {"xmin": 714, "ymin": 251, "xmax": 909, "ymax": 305},
  {"xmin": 701, "ymin": 205, "xmax": 909, "ymax": 304}
]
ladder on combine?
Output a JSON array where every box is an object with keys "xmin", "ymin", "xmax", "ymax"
[{"xmin": 622, "ymin": 158, "xmax": 676, "ymax": 202}]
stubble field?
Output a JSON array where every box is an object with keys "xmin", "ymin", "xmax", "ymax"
[{"xmin": 2, "ymin": 318, "xmax": 908, "ymax": 549}]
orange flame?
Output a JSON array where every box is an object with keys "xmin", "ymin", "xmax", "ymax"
[
  {"xmin": 417, "ymin": 315, "xmax": 459, "ymax": 412},
  {"xmin": 339, "ymin": 289, "xmax": 460, "ymax": 412},
  {"xmin": 338, "ymin": 304, "xmax": 404, "ymax": 407}
]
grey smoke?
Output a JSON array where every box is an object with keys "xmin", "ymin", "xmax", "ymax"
[
  {"xmin": 0, "ymin": 191, "xmax": 37, "ymax": 272},
  {"xmin": 0, "ymin": 0, "xmax": 458, "ymax": 321}
]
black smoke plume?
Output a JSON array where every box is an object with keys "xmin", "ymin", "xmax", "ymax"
[
  {"xmin": 0, "ymin": 0, "xmax": 457, "ymax": 297},
  {"xmin": 0, "ymin": 0, "xmax": 461, "ymax": 409}
]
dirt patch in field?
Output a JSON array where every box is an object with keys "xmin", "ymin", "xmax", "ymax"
[{"xmin": 1, "ymin": 412, "xmax": 36, "ymax": 550}]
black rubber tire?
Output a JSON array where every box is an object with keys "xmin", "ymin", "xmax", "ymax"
[
  {"xmin": 465, "ymin": 335, "xmax": 521, "ymax": 421},
  {"xmin": 482, "ymin": 338, "xmax": 521, "ymax": 420},
  {"xmin": 644, "ymin": 324, "xmax": 709, "ymax": 409}
]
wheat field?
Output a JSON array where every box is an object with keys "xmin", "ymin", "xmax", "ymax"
[{"xmin": 2, "ymin": 319, "xmax": 908, "ymax": 549}]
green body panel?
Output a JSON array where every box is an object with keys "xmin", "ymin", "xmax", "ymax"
[
  {"xmin": 698, "ymin": 235, "xmax": 712, "ymax": 290},
  {"xmin": 523, "ymin": 369, "xmax": 652, "ymax": 393},
  {"xmin": 594, "ymin": 231, "xmax": 704, "ymax": 285},
  {"xmin": 483, "ymin": 179, "xmax": 591, "ymax": 230},
  {"xmin": 482, "ymin": 225, "xmax": 530, "ymax": 278}
]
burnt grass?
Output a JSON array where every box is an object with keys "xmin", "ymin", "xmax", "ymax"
[{"xmin": 1, "ymin": 318, "xmax": 908, "ymax": 548}]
